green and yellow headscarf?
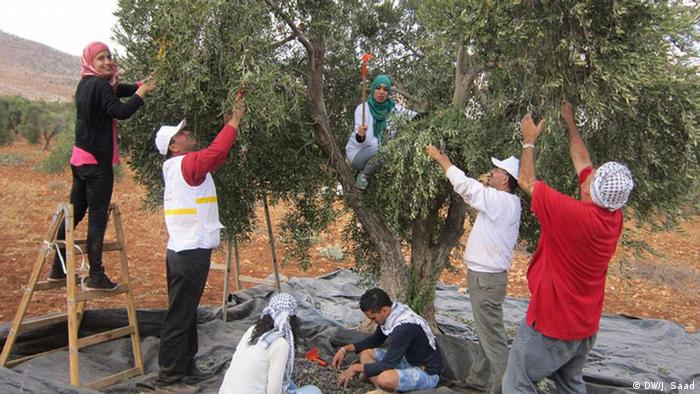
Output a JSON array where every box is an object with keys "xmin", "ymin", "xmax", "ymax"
[{"xmin": 367, "ymin": 74, "xmax": 396, "ymax": 144}]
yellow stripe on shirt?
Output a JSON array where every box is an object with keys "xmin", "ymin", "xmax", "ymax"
[
  {"xmin": 164, "ymin": 208, "xmax": 197, "ymax": 216},
  {"xmin": 195, "ymin": 196, "xmax": 218, "ymax": 204}
]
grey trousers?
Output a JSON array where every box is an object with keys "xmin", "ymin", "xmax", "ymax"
[
  {"xmin": 502, "ymin": 321, "xmax": 596, "ymax": 394},
  {"xmin": 466, "ymin": 269, "xmax": 509, "ymax": 394},
  {"xmin": 351, "ymin": 145, "xmax": 380, "ymax": 175}
]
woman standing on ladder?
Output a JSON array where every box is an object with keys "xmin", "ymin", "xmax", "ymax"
[{"xmin": 48, "ymin": 41, "xmax": 156, "ymax": 291}]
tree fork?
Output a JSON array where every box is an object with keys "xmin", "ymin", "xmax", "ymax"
[{"xmin": 265, "ymin": 0, "xmax": 410, "ymax": 300}]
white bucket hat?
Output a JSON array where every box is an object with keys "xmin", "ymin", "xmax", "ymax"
[
  {"xmin": 154, "ymin": 119, "xmax": 186, "ymax": 155},
  {"xmin": 491, "ymin": 156, "xmax": 520, "ymax": 181}
]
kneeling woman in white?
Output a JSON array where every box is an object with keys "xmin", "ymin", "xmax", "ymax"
[{"xmin": 219, "ymin": 293, "xmax": 322, "ymax": 394}]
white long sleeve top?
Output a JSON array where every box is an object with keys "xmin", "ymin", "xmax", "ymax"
[
  {"xmin": 345, "ymin": 102, "xmax": 415, "ymax": 162},
  {"xmin": 219, "ymin": 326, "xmax": 290, "ymax": 394},
  {"xmin": 446, "ymin": 166, "xmax": 521, "ymax": 273}
]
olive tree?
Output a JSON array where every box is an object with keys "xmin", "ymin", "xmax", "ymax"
[{"xmin": 115, "ymin": 0, "xmax": 699, "ymax": 324}]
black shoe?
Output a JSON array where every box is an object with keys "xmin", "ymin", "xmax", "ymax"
[
  {"xmin": 155, "ymin": 381, "xmax": 199, "ymax": 394},
  {"xmin": 182, "ymin": 368, "xmax": 215, "ymax": 384},
  {"xmin": 47, "ymin": 264, "xmax": 67, "ymax": 282},
  {"xmin": 83, "ymin": 273, "xmax": 119, "ymax": 291}
]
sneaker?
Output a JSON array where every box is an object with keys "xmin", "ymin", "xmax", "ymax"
[
  {"xmin": 356, "ymin": 173, "xmax": 369, "ymax": 190},
  {"xmin": 155, "ymin": 381, "xmax": 199, "ymax": 394},
  {"xmin": 83, "ymin": 273, "xmax": 119, "ymax": 291},
  {"xmin": 47, "ymin": 264, "xmax": 66, "ymax": 282}
]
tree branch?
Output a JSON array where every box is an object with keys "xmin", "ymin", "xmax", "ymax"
[
  {"xmin": 452, "ymin": 42, "xmax": 481, "ymax": 107},
  {"xmin": 392, "ymin": 80, "xmax": 425, "ymax": 111},
  {"xmin": 263, "ymin": 0, "xmax": 313, "ymax": 56},
  {"xmin": 432, "ymin": 198, "xmax": 467, "ymax": 268},
  {"xmin": 269, "ymin": 34, "xmax": 297, "ymax": 51}
]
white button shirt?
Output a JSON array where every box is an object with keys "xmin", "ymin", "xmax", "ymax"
[{"xmin": 446, "ymin": 166, "xmax": 521, "ymax": 273}]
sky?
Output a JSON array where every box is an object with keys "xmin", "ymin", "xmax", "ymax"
[{"xmin": 0, "ymin": 0, "xmax": 123, "ymax": 57}]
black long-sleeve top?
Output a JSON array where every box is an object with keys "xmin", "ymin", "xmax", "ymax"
[
  {"xmin": 74, "ymin": 76, "xmax": 144, "ymax": 166},
  {"xmin": 353, "ymin": 323, "xmax": 444, "ymax": 378}
]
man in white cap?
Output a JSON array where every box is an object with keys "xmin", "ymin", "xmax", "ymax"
[
  {"xmin": 506, "ymin": 98, "xmax": 634, "ymax": 393},
  {"xmin": 153, "ymin": 92, "xmax": 245, "ymax": 394},
  {"xmin": 426, "ymin": 145, "xmax": 521, "ymax": 394}
]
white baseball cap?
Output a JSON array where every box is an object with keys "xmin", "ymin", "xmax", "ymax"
[
  {"xmin": 491, "ymin": 156, "xmax": 520, "ymax": 181},
  {"xmin": 155, "ymin": 119, "xmax": 186, "ymax": 155}
]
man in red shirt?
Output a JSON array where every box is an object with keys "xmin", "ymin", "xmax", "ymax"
[
  {"xmin": 153, "ymin": 93, "xmax": 245, "ymax": 394},
  {"xmin": 503, "ymin": 98, "xmax": 634, "ymax": 393}
]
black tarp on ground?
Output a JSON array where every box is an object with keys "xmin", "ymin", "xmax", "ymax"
[{"xmin": 0, "ymin": 269, "xmax": 698, "ymax": 393}]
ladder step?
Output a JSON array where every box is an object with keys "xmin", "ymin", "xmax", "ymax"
[
  {"xmin": 210, "ymin": 263, "xmax": 227, "ymax": 271},
  {"xmin": 77, "ymin": 326, "xmax": 133, "ymax": 349},
  {"xmin": 75, "ymin": 239, "xmax": 122, "ymax": 252},
  {"xmin": 19, "ymin": 312, "xmax": 69, "ymax": 332},
  {"xmin": 74, "ymin": 284, "xmax": 129, "ymax": 302},
  {"xmin": 84, "ymin": 366, "xmax": 142, "ymax": 390},
  {"xmin": 5, "ymin": 344, "xmax": 69, "ymax": 367},
  {"xmin": 34, "ymin": 277, "xmax": 81, "ymax": 291}
]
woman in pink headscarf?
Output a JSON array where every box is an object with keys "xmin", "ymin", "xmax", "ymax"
[{"xmin": 48, "ymin": 41, "xmax": 156, "ymax": 291}]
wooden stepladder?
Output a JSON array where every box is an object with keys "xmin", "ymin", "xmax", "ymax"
[
  {"xmin": 0, "ymin": 203, "xmax": 144, "ymax": 389},
  {"xmin": 214, "ymin": 195, "xmax": 284, "ymax": 322}
]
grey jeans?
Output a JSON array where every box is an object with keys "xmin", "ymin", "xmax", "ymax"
[
  {"xmin": 467, "ymin": 269, "xmax": 509, "ymax": 394},
  {"xmin": 351, "ymin": 145, "xmax": 380, "ymax": 176},
  {"xmin": 502, "ymin": 321, "xmax": 596, "ymax": 394}
]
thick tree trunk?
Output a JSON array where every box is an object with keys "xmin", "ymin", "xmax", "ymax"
[
  {"xmin": 42, "ymin": 130, "xmax": 55, "ymax": 151},
  {"xmin": 402, "ymin": 40, "xmax": 477, "ymax": 324},
  {"xmin": 409, "ymin": 196, "xmax": 467, "ymax": 329},
  {"xmin": 266, "ymin": 1, "xmax": 475, "ymax": 311},
  {"xmin": 300, "ymin": 30, "xmax": 409, "ymax": 300}
]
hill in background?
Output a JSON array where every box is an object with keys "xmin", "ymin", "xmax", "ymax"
[{"xmin": 0, "ymin": 30, "xmax": 79, "ymax": 101}]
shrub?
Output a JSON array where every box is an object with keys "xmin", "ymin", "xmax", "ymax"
[
  {"xmin": 318, "ymin": 245, "xmax": 345, "ymax": 262},
  {"xmin": 0, "ymin": 153, "xmax": 25, "ymax": 166},
  {"xmin": 34, "ymin": 131, "xmax": 73, "ymax": 174}
]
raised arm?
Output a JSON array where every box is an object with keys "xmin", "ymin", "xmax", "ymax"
[
  {"xmin": 425, "ymin": 145, "xmax": 453, "ymax": 172},
  {"xmin": 560, "ymin": 97, "xmax": 593, "ymax": 174},
  {"xmin": 518, "ymin": 113, "xmax": 546, "ymax": 195}
]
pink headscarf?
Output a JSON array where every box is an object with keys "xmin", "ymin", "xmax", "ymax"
[
  {"xmin": 80, "ymin": 41, "xmax": 120, "ymax": 89},
  {"xmin": 71, "ymin": 41, "xmax": 121, "ymax": 165}
]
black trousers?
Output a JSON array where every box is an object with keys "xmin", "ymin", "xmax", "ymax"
[
  {"xmin": 53, "ymin": 164, "xmax": 114, "ymax": 274},
  {"xmin": 157, "ymin": 248, "xmax": 211, "ymax": 384}
]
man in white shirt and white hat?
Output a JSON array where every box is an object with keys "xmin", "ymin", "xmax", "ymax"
[
  {"xmin": 152, "ymin": 93, "xmax": 245, "ymax": 394},
  {"xmin": 426, "ymin": 145, "xmax": 521, "ymax": 394}
]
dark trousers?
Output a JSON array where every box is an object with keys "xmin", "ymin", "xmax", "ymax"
[
  {"xmin": 53, "ymin": 164, "xmax": 114, "ymax": 274},
  {"xmin": 157, "ymin": 248, "xmax": 211, "ymax": 384}
]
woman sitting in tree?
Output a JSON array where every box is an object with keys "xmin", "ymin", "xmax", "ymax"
[{"xmin": 345, "ymin": 74, "xmax": 416, "ymax": 189}]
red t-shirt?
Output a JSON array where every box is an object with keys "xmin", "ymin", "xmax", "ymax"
[
  {"xmin": 526, "ymin": 166, "xmax": 623, "ymax": 340},
  {"xmin": 180, "ymin": 125, "xmax": 237, "ymax": 186}
]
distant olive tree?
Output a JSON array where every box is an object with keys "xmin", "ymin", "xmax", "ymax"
[
  {"xmin": 0, "ymin": 104, "xmax": 9, "ymax": 145},
  {"xmin": 17, "ymin": 101, "xmax": 72, "ymax": 149},
  {"xmin": 0, "ymin": 95, "xmax": 30, "ymax": 145}
]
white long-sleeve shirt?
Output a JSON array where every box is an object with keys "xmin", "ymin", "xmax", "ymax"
[
  {"xmin": 345, "ymin": 102, "xmax": 415, "ymax": 162},
  {"xmin": 219, "ymin": 326, "xmax": 289, "ymax": 394},
  {"xmin": 446, "ymin": 166, "xmax": 521, "ymax": 273}
]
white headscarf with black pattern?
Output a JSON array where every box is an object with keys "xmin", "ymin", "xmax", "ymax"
[
  {"xmin": 258, "ymin": 293, "xmax": 297, "ymax": 394},
  {"xmin": 590, "ymin": 161, "xmax": 634, "ymax": 211},
  {"xmin": 381, "ymin": 302, "xmax": 437, "ymax": 350}
]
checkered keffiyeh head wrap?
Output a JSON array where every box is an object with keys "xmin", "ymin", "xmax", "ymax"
[
  {"xmin": 590, "ymin": 161, "xmax": 634, "ymax": 211},
  {"xmin": 258, "ymin": 293, "xmax": 297, "ymax": 393},
  {"xmin": 381, "ymin": 302, "xmax": 437, "ymax": 350}
]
